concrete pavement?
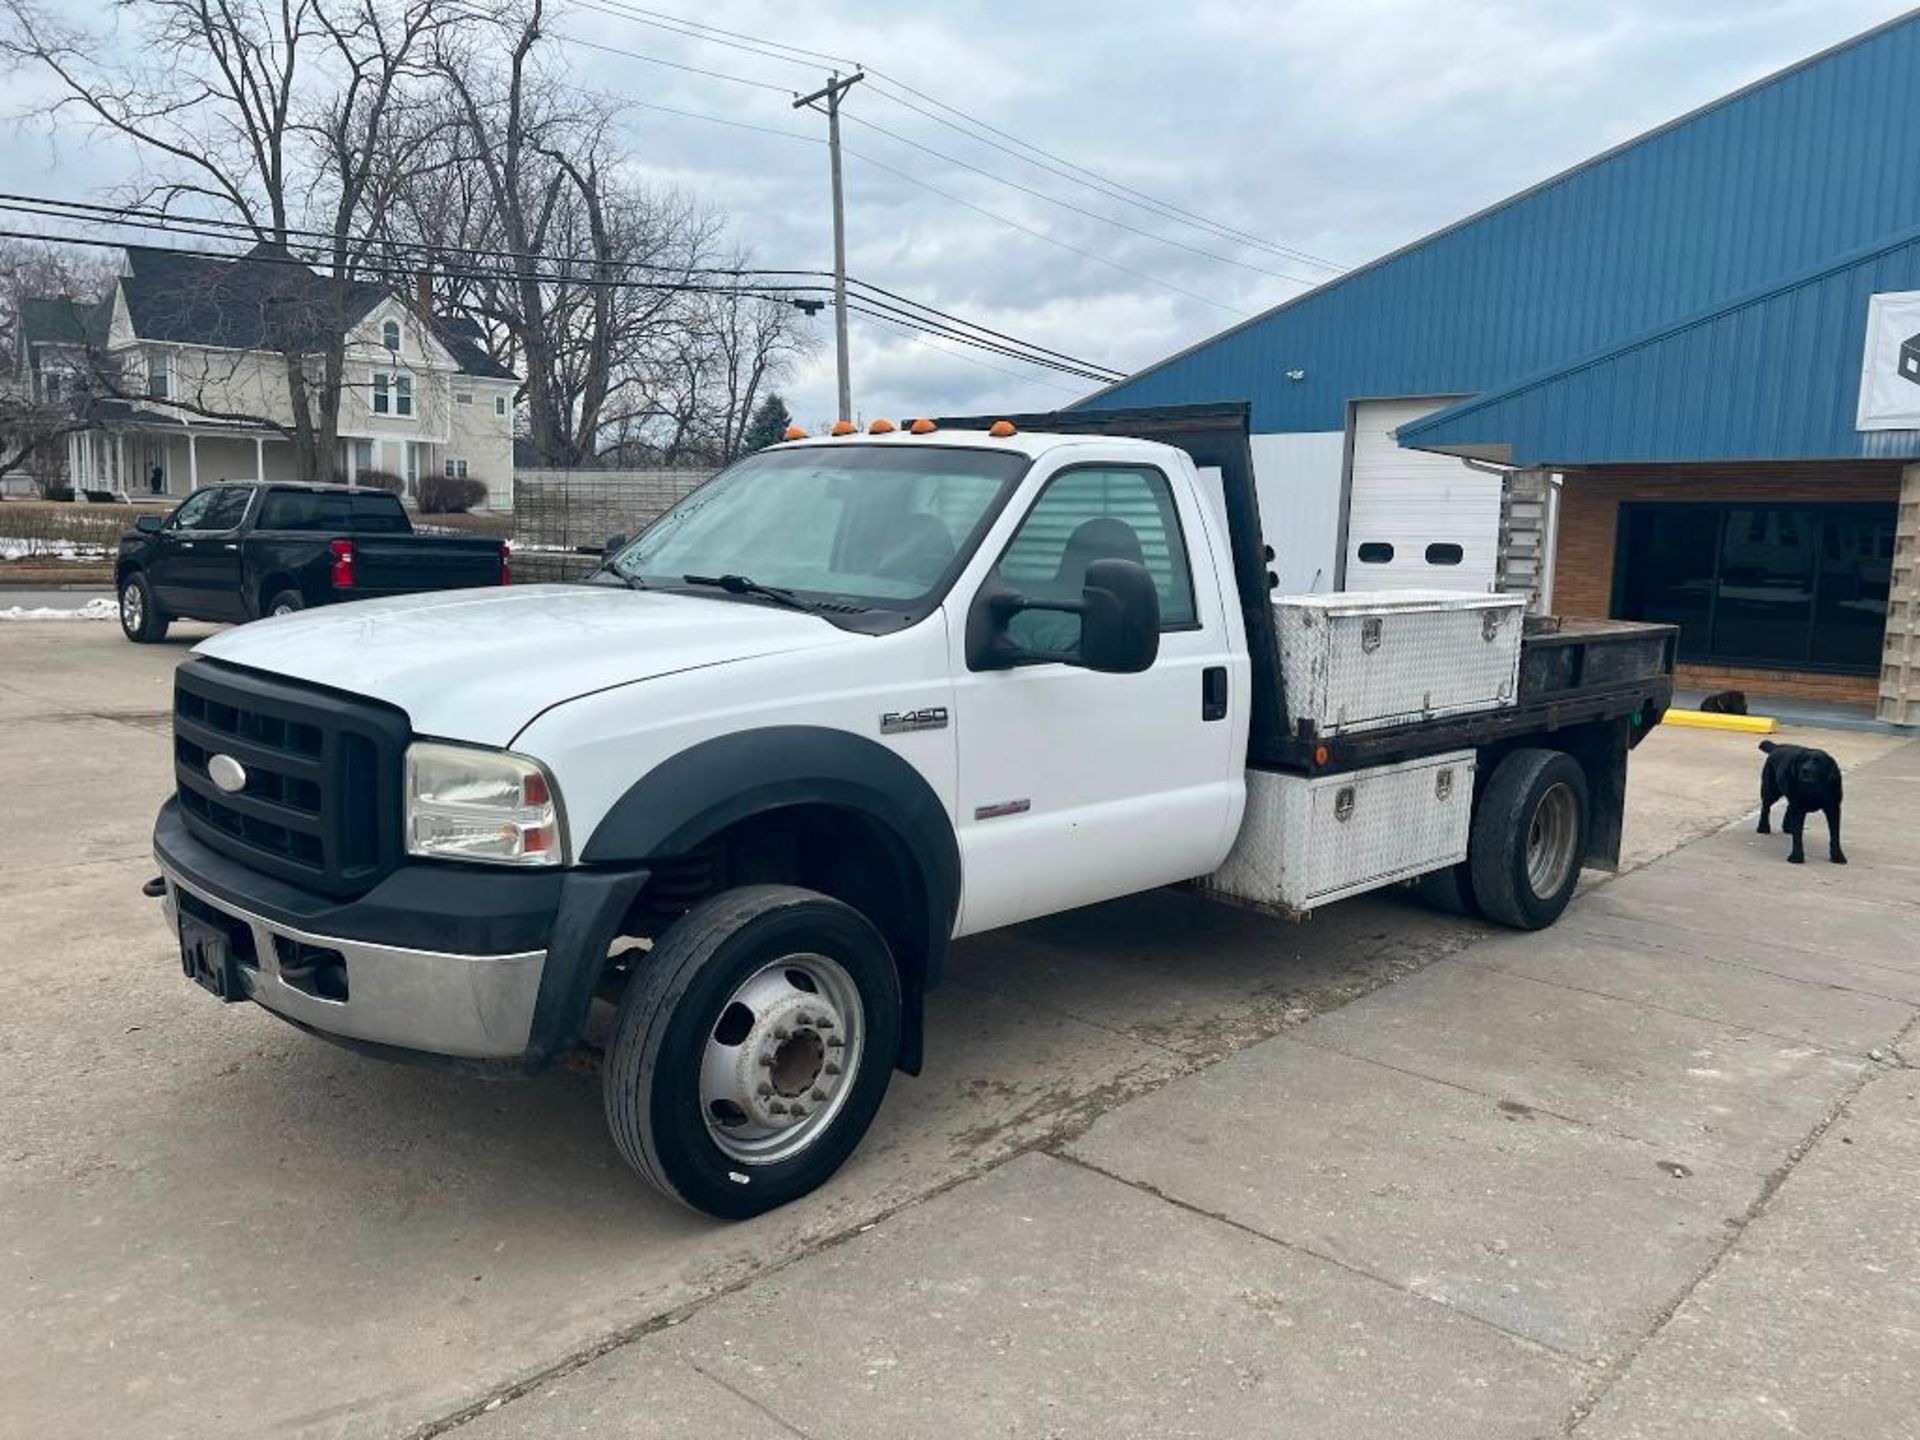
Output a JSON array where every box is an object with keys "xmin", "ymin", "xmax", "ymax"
[
  {"xmin": 1, "ymin": 619, "xmax": 1915, "ymax": 1439},
  {"xmin": 453, "ymin": 750, "xmax": 1920, "ymax": 1437}
]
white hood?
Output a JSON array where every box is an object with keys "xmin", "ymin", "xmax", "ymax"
[{"xmin": 194, "ymin": 584, "xmax": 852, "ymax": 745}]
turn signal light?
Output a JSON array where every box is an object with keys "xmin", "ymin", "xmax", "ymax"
[
  {"xmin": 868, "ymin": 418, "xmax": 896, "ymax": 434},
  {"xmin": 329, "ymin": 538, "xmax": 355, "ymax": 589},
  {"xmin": 500, "ymin": 540, "xmax": 511, "ymax": 586},
  {"xmin": 909, "ymin": 418, "xmax": 937, "ymax": 434},
  {"xmin": 782, "ymin": 425, "xmax": 808, "ymax": 441},
  {"xmin": 988, "ymin": 419, "xmax": 1018, "ymax": 437},
  {"xmin": 830, "ymin": 420, "xmax": 857, "ymax": 436}
]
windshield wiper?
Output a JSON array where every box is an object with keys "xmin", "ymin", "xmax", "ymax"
[{"xmin": 681, "ymin": 573, "xmax": 815, "ymax": 612}]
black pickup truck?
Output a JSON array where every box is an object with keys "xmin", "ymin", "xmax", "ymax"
[{"xmin": 115, "ymin": 480, "xmax": 510, "ymax": 642}]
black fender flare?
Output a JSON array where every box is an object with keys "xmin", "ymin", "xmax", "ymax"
[{"xmin": 580, "ymin": 725, "xmax": 961, "ymax": 1071}]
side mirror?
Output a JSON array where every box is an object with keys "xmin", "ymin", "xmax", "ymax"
[
  {"xmin": 1076, "ymin": 558, "xmax": 1161, "ymax": 673},
  {"xmin": 136, "ymin": 515, "xmax": 163, "ymax": 534},
  {"xmin": 966, "ymin": 557, "xmax": 1160, "ymax": 674},
  {"xmin": 603, "ymin": 532, "xmax": 627, "ymax": 555}
]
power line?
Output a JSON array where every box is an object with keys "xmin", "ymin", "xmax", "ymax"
[
  {"xmin": 841, "ymin": 294, "xmax": 1119, "ymax": 382},
  {"xmin": 574, "ymin": 0, "xmax": 1345, "ymax": 272},
  {"xmin": 1, "ymin": 205, "xmax": 1126, "ymax": 378},
  {"xmin": 845, "ymin": 307, "xmax": 1089, "ymax": 397},
  {"xmin": 842, "ymin": 148, "xmax": 1248, "ymax": 316},
  {"xmin": 0, "ymin": 193, "xmax": 830, "ymax": 279},
  {"xmin": 840, "ymin": 109, "xmax": 1325, "ymax": 287},
  {"xmin": 846, "ymin": 276, "xmax": 1119, "ymax": 373}
]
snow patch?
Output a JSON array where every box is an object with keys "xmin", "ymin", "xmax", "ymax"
[{"xmin": 0, "ymin": 597, "xmax": 120, "ymax": 621}]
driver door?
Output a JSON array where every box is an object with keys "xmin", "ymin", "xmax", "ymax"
[
  {"xmin": 147, "ymin": 489, "xmax": 216, "ymax": 613},
  {"xmin": 946, "ymin": 459, "xmax": 1241, "ymax": 935}
]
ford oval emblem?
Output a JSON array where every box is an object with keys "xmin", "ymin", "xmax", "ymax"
[{"xmin": 208, "ymin": 753, "xmax": 248, "ymax": 794}]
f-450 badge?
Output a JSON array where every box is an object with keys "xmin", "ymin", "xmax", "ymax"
[{"xmin": 880, "ymin": 706, "xmax": 949, "ymax": 735}]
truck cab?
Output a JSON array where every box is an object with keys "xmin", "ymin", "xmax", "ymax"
[{"xmin": 148, "ymin": 411, "xmax": 1670, "ymax": 1218}]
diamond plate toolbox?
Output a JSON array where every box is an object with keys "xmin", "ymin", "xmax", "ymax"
[
  {"xmin": 1206, "ymin": 750, "xmax": 1476, "ymax": 912},
  {"xmin": 1274, "ymin": 589, "xmax": 1526, "ymax": 736}
]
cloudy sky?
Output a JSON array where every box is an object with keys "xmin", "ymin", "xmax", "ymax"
[{"xmin": 7, "ymin": 0, "xmax": 1911, "ymax": 430}]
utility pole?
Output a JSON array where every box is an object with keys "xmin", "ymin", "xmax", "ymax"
[{"xmin": 795, "ymin": 70, "xmax": 864, "ymax": 422}]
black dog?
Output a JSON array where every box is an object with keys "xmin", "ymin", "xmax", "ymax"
[
  {"xmin": 1699, "ymin": 690, "xmax": 1748, "ymax": 715},
  {"xmin": 1757, "ymin": 740, "xmax": 1847, "ymax": 865}
]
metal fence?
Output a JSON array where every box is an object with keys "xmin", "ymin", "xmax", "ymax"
[{"xmin": 512, "ymin": 467, "xmax": 714, "ymax": 553}]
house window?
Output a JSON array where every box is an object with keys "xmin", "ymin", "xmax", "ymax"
[
  {"xmin": 148, "ymin": 351, "xmax": 170, "ymax": 400},
  {"xmin": 445, "ymin": 457, "xmax": 469, "ymax": 480},
  {"xmin": 372, "ymin": 371, "xmax": 413, "ymax": 417},
  {"xmin": 382, "ymin": 319, "xmax": 400, "ymax": 352},
  {"xmin": 1616, "ymin": 500, "xmax": 1898, "ymax": 674},
  {"xmin": 405, "ymin": 441, "xmax": 419, "ymax": 495},
  {"xmin": 455, "ymin": 389, "xmax": 473, "ymax": 406},
  {"xmin": 494, "ymin": 394, "xmax": 508, "ymax": 418},
  {"xmin": 42, "ymin": 370, "xmax": 63, "ymax": 402}
]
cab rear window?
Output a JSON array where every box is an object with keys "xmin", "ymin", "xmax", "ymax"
[{"xmin": 258, "ymin": 489, "xmax": 411, "ymax": 533}]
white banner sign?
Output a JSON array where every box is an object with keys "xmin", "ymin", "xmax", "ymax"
[{"xmin": 1856, "ymin": 289, "xmax": 1920, "ymax": 430}]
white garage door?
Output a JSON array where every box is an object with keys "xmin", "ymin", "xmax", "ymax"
[{"xmin": 1344, "ymin": 397, "xmax": 1502, "ymax": 592}]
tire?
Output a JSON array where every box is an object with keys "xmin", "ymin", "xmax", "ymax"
[
  {"xmin": 1414, "ymin": 861, "xmax": 1481, "ymax": 918},
  {"xmin": 266, "ymin": 589, "xmax": 305, "ymax": 617},
  {"xmin": 1468, "ymin": 748, "xmax": 1590, "ymax": 930},
  {"xmin": 603, "ymin": 884, "xmax": 901, "ymax": 1220},
  {"xmin": 118, "ymin": 572, "xmax": 169, "ymax": 643}
]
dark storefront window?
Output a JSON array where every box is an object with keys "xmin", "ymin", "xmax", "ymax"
[{"xmin": 1615, "ymin": 501, "xmax": 1894, "ymax": 674}]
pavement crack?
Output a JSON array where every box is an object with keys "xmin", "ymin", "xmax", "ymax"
[
  {"xmin": 687, "ymin": 1361, "xmax": 815, "ymax": 1438},
  {"xmin": 1561, "ymin": 1009, "xmax": 1920, "ymax": 1433},
  {"xmin": 1048, "ymin": 1148, "xmax": 1593, "ymax": 1369}
]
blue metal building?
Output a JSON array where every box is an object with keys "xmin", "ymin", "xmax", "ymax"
[{"xmin": 1076, "ymin": 12, "xmax": 1920, "ymax": 719}]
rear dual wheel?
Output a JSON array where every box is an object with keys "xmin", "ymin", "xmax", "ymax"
[
  {"xmin": 1468, "ymin": 748, "xmax": 1590, "ymax": 930},
  {"xmin": 602, "ymin": 885, "xmax": 901, "ymax": 1220}
]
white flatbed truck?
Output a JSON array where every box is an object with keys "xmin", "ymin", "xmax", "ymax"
[{"xmin": 147, "ymin": 402, "xmax": 1674, "ymax": 1217}]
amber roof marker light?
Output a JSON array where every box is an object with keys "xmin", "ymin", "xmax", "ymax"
[
  {"xmin": 868, "ymin": 418, "xmax": 896, "ymax": 434},
  {"xmin": 782, "ymin": 425, "xmax": 809, "ymax": 441},
  {"xmin": 829, "ymin": 420, "xmax": 858, "ymax": 436},
  {"xmin": 988, "ymin": 419, "xmax": 1018, "ymax": 437},
  {"xmin": 909, "ymin": 418, "xmax": 937, "ymax": 434}
]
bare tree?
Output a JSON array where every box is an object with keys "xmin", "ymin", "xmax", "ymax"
[
  {"xmin": 648, "ymin": 283, "xmax": 814, "ymax": 465},
  {"xmin": 0, "ymin": 238, "xmax": 118, "ymax": 384},
  {"xmin": 0, "ymin": 0, "xmax": 458, "ymax": 479}
]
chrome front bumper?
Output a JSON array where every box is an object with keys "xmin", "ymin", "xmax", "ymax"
[{"xmin": 158, "ymin": 856, "xmax": 548, "ymax": 1060}]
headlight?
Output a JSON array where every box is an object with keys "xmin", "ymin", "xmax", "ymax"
[{"xmin": 405, "ymin": 742, "xmax": 567, "ymax": 866}]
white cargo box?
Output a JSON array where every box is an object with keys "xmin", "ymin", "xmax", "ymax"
[
  {"xmin": 1273, "ymin": 589, "xmax": 1525, "ymax": 736},
  {"xmin": 1206, "ymin": 751, "xmax": 1475, "ymax": 913}
]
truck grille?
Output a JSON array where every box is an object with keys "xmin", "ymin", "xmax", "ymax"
[{"xmin": 172, "ymin": 660, "xmax": 411, "ymax": 898}]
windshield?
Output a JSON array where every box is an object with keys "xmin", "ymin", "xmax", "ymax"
[{"xmin": 609, "ymin": 445, "xmax": 1029, "ymax": 610}]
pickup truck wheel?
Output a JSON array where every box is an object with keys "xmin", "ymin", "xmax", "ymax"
[
  {"xmin": 1469, "ymin": 749, "xmax": 1589, "ymax": 930},
  {"xmin": 603, "ymin": 884, "xmax": 901, "ymax": 1219},
  {"xmin": 267, "ymin": 589, "xmax": 304, "ymax": 617},
  {"xmin": 118, "ymin": 573, "xmax": 169, "ymax": 643}
]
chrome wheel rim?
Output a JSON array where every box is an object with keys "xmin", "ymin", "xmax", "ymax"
[
  {"xmin": 699, "ymin": 953, "xmax": 864, "ymax": 1165},
  {"xmin": 1526, "ymin": 782, "xmax": 1580, "ymax": 898},
  {"xmin": 272, "ymin": 601, "xmax": 297, "ymax": 616},
  {"xmin": 120, "ymin": 582, "xmax": 143, "ymax": 633}
]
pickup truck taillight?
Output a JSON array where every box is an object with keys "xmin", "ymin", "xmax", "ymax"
[
  {"xmin": 501, "ymin": 541, "xmax": 512, "ymax": 586},
  {"xmin": 329, "ymin": 539, "xmax": 355, "ymax": 589}
]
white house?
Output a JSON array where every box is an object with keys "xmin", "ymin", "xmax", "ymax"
[{"xmin": 20, "ymin": 243, "xmax": 517, "ymax": 509}]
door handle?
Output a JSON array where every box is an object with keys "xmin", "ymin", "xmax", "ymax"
[
  {"xmin": 1202, "ymin": 666, "xmax": 1228, "ymax": 722},
  {"xmin": 221, "ymin": 543, "xmax": 238, "ymax": 550}
]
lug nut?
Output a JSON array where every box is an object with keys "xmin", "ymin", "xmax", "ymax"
[
  {"xmin": 759, "ymin": 1054, "xmax": 776, "ymax": 1068},
  {"xmin": 774, "ymin": 1025, "xmax": 791, "ymax": 1041},
  {"xmin": 767, "ymin": 1100, "xmax": 787, "ymax": 1115},
  {"xmin": 756, "ymin": 1082, "xmax": 772, "ymax": 1096},
  {"xmin": 824, "ymin": 1062, "xmax": 842, "ymax": 1077},
  {"xmin": 816, "ymin": 1016, "xmax": 834, "ymax": 1030},
  {"xmin": 810, "ymin": 1087, "xmax": 827, "ymax": 1101},
  {"xmin": 826, "ymin": 1035, "xmax": 845, "ymax": 1049}
]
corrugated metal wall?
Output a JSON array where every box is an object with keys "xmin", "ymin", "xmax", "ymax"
[
  {"xmin": 1400, "ymin": 227, "xmax": 1920, "ymax": 464},
  {"xmin": 1081, "ymin": 14, "xmax": 1920, "ymax": 440}
]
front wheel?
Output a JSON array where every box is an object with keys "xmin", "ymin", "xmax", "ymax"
[
  {"xmin": 603, "ymin": 885, "xmax": 901, "ymax": 1219},
  {"xmin": 118, "ymin": 572, "xmax": 169, "ymax": 643},
  {"xmin": 1468, "ymin": 748, "xmax": 1590, "ymax": 930}
]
